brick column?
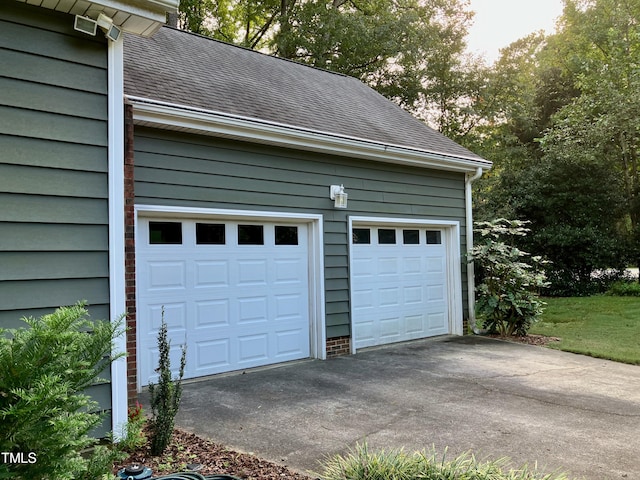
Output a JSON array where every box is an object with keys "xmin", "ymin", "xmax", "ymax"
[{"xmin": 124, "ymin": 100, "xmax": 138, "ymax": 405}]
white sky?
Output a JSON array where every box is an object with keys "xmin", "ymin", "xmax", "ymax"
[{"xmin": 466, "ymin": 0, "xmax": 565, "ymax": 63}]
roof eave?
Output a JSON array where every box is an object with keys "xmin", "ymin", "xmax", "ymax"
[
  {"xmin": 127, "ymin": 97, "xmax": 492, "ymax": 174},
  {"xmin": 22, "ymin": 0, "xmax": 178, "ymax": 37}
]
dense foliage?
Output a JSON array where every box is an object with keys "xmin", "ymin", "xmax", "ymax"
[
  {"xmin": 148, "ymin": 311, "xmax": 187, "ymax": 456},
  {"xmin": 0, "ymin": 303, "xmax": 124, "ymax": 479},
  {"xmin": 470, "ymin": 219, "xmax": 549, "ymax": 336}
]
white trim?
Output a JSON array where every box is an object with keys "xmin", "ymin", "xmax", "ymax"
[
  {"xmin": 127, "ymin": 96, "xmax": 492, "ymax": 174},
  {"xmin": 348, "ymin": 216, "xmax": 464, "ymax": 354},
  {"xmin": 134, "ymin": 205, "xmax": 326, "ymax": 390},
  {"xmin": 107, "ymin": 36, "xmax": 128, "ymax": 440}
]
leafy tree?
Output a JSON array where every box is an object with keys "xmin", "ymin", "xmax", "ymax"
[
  {"xmin": 475, "ymin": 0, "xmax": 640, "ymax": 293},
  {"xmin": 541, "ymin": 0, "xmax": 640, "ymax": 276}
]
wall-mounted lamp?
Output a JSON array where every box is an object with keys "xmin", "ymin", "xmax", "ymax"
[
  {"xmin": 74, "ymin": 15, "xmax": 98, "ymax": 36},
  {"xmin": 97, "ymin": 13, "xmax": 122, "ymax": 41},
  {"xmin": 330, "ymin": 184, "xmax": 348, "ymax": 209},
  {"xmin": 74, "ymin": 13, "xmax": 121, "ymax": 41}
]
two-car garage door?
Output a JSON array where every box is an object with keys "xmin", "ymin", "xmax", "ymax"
[
  {"xmin": 137, "ymin": 217, "xmax": 311, "ymax": 386},
  {"xmin": 136, "ymin": 214, "xmax": 457, "ymax": 385}
]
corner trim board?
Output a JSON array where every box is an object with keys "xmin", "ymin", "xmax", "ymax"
[{"xmin": 108, "ymin": 36, "xmax": 128, "ymax": 440}]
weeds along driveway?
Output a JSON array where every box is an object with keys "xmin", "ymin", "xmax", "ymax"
[{"xmin": 172, "ymin": 336, "xmax": 640, "ymax": 480}]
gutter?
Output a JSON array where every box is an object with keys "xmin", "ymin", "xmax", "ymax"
[{"xmin": 465, "ymin": 167, "xmax": 484, "ymax": 334}]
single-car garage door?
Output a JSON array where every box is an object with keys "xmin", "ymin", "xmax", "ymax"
[
  {"xmin": 137, "ymin": 217, "xmax": 310, "ymax": 385},
  {"xmin": 351, "ymin": 224, "xmax": 450, "ymax": 349}
]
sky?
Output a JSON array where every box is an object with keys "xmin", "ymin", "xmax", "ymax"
[{"xmin": 466, "ymin": 0, "xmax": 565, "ymax": 63}]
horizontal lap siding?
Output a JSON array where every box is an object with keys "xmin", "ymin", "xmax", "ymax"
[
  {"xmin": 134, "ymin": 128, "xmax": 468, "ymax": 339},
  {"xmin": 0, "ymin": 2, "xmax": 111, "ymax": 434}
]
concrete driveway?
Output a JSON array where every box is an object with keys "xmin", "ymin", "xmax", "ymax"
[{"xmin": 171, "ymin": 336, "xmax": 640, "ymax": 479}]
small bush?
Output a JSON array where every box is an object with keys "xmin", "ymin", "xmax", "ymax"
[
  {"xmin": 0, "ymin": 302, "xmax": 124, "ymax": 480},
  {"xmin": 118, "ymin": 401, "xmax": 147, "ymax": 452},
  {"xmin": 606, "ymin": 280, "xmax": 640, "ymax": 297},
  {"xmin": 321, "ymin": 443, "xmax": 573, "ymax": 480},
  {"xmin": 147, "ymin": 309, "xmax": 187, "ymax": 456}
]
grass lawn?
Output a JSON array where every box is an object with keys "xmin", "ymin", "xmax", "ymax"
[{"xmin": 529, "ymin": 296, "xmax": 640, "ymax": 365}]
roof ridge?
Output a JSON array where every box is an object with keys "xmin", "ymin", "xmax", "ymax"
[{"xmin": 160, "ymin": 25, "xmax": 353, "ymax": 80}]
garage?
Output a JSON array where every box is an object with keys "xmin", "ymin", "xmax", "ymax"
[
  {"xmin": 350, "ymin": 220, "xmax": 461, "ymax": 350},
  {"xmin": 136, "ymin": 215, "xmax": 313, "ymax": 385}
]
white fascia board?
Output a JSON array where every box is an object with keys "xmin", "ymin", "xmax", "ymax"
[
  {"xmin": 92, "ymin": 0, "xmax": 178, "ymax": 17},
  {"xmin": 127, "ymin": 97, "xmax": 493, "ymax": 174}
]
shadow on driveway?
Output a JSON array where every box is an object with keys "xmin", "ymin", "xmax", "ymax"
[{"xmin": 168, "ymin": 336, "xmax": 640, "ymax": 480}]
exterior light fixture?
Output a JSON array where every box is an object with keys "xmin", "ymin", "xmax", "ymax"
[
  {"xmin": 74, "ymin": 13, "xmax": 121, "ymax": 41},
  {"xmin": 74, "ymin": 15, "xmax": 98, "ymax": 36},
  {"xmin": 330, "ymin": 184, "xmax": 348, "ymax": 209},
  {"xmin": 97, "ymin": 13, "xmax": 122, "ymax": 41}
]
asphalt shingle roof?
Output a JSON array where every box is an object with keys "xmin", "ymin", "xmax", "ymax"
[{"xmin": 123, "ymin": 26, "xmax": 484, "ymax": 162}]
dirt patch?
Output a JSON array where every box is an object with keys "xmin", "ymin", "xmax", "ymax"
[
  {"xmin": 114, "ymin": 426, "xmax": 315, "ymax": 480},
  {"xmin": 488, "ymin": 334, "xmax": 561, "ymax": 347}
]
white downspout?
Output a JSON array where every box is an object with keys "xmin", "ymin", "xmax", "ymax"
[{"xmin": 465, "ymin": 167, "xmax": 483, "ymax": 334}]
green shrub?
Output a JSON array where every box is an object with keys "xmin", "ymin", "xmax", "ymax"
[
  {"xmin": 117, "ymin": 401, "xmax": 147, "ymax": 452},
  {"xmin": 606, "ymin": 280, "xmax": 640, "ymax": 297},
  {"xmin": 321, "ymin": 443, "xmax": 572, "ymax": 480},
  {"xmin": 470, "ymin": 219, "xmax": 550, "ymax": 337},
  {"xmin": 147, "ymin": 310, "xmax": 187, "ymax": 456},
  {"xmin": 0, "ymin": 303, "xmax": 124, "ymax": 480}
]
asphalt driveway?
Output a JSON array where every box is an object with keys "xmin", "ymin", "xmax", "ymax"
[{"xmin": 171, "ymin": 336, "xmax": 640, "ymax": 479}]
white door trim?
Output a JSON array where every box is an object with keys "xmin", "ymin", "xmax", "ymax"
[
  {"xmin": 348, "ymin": 216, "xmax": 463, "ymax": 354},
  {"xmin": 134, "ymin": 205, "xmax": 326, "ymax": 390}
]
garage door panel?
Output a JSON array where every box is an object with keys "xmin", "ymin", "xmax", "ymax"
[
  {"xmin": 194, "ymin": 299, "xmax": 229, "ymax": 327},
  {"xmin": 379, "ymin": 287, "xmax": 400, "ymax": 307},
  {"xmin": 237, "ymin": 259, "xmax": 268, "ymax": 286},
  {"xmin": 138, "ymin": 218, "xmax": 311, "ymax": 385},
  {"xmin": 194, "ymin": 339, "xmax": 230, "ymax": 373},
  {"xmin": 147, "ymin": 261, "xmax": 187, "ymax": 291},
  {"xmin": 403, "ymin": 286, "xmax": 423, "ymax": 304},
  {"xmin": 275, "ymin": 328, "xmax": 307, "ymax": 357},
  {"xmin": 238, "ymin": 333, "xmax": 269, "ymax": 364},
  {"xmin": 143, "ymin": 302, "xmax": 187, "ymax": 334},
  {"xmin": 195, "ymin": 260, "xmax": 229, "ymax": 288},
  {"xmin": 274, "ymin": 257, "xmax": 306, "ymax": 284}
]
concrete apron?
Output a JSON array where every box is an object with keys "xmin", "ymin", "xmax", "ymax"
[{"xmin": 165, "ymin": 336, "xmax": 640, "ymax": 480}]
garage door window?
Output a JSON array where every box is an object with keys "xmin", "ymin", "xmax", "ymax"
[
  {"xmin": 378, "ymin": 229, "xmax": 396, "ymax": 244},
  {"xmin": 238, "ymin": 224, "xmax": 264, "ymax": 245},
  {"xmin": 149, "ymin": 221, "xmax": 182, "ymax": 244},
  {"xmin": 403, "ymin": 229, "xmax": 420, "ymax": 244},
  {"xmin": 196, "ymin": 223, "xmax": 225, "ymax": 244},
  {"xmin": 275, "ymin": 225, "xmax": 298, "ymax": 245},
  {"xmin": 352, "ymin": 228, "xmax": 371, "ymax": 244},
  {"xmin": 426, "ymin": 230, "xmax": 442, "ymax": 245}
]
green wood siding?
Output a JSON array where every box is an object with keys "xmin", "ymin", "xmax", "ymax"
[
  {"xmin": 0, "ymin": 1, "xmax": 111, "ymax": 417},
  {"xmin": 134, "ymin": 128, "xmax": 468, "ymax": 340}
]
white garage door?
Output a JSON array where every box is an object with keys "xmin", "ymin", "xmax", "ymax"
[
  {"xmin": 137, "ymin": 218, "xmax": 310, "ymax": 385},
  {"xmin": 351, "ymin": 225, "xmax": 449, "ymax": 349}
]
